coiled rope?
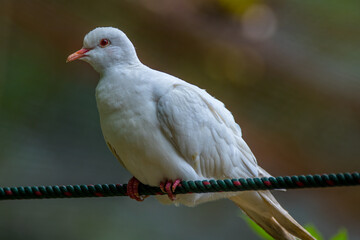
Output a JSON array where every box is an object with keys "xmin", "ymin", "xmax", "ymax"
[{"xmin": 0, "ymin": 172, "xmax": 359, "ymax": 201}]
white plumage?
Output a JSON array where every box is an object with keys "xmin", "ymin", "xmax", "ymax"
[{"xmin": 67, "ymin": 27, "xmax": 315, "ymax": 240}]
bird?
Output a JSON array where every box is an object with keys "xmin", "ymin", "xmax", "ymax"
[{"xmin": 67, "ymin": 27, "xmax": 315, "ymax": 240}]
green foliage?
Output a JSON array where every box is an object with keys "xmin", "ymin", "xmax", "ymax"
[
  {"xmin": 216, "ymin": 0, "xmax": 258, "ymax": 15},
  {"xmin": 241, "ymin": 215, "xmax": 274, "ymax": 240},
  {"xmin": 305, "ymin": 224, "xmax": 323, "ymax": 240},
  {"xmin": 242, "ymin": 214, "xmax": 348, "ymax": 240},
  {"xmin": 330, "ymin": 229, "xmax": 348, "ymax": 240}
]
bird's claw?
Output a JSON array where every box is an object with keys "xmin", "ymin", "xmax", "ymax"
[
  {"xmin": 127, "ymin": 177, "xmax": 148, "ymax": 201},
  {"xmin": 160, "ymin": 179, "xmax": 182, "ymax": 201}
]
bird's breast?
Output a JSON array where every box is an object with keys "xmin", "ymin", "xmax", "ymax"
[
  {"xmin": 96, "ymin": 80, "xmax": 157, "ymax": 144},
  {"xmin": 94, "ymin": 73, "xmax": 199, "ymax": 186},
  {"xmin": 95, "ymin": 79, "xmax": 165, "ymax": 183}
]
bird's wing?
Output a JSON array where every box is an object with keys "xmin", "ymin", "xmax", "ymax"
[
  {"xmin": 106, "ymin": 141, "xmax": 126, "ymax": 168},
  {"xmin": 157, "ymin": 84, "xmax": 258, "ymax": 179}
]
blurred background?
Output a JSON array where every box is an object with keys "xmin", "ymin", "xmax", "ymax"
[{"xmin": 0, "ymin": 0, "xmax": 359, "ymax": 239}]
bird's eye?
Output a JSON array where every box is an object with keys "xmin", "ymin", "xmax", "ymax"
[{"xmin": 99, "ymin": 38, "xmax": 110, "ymax": 48}]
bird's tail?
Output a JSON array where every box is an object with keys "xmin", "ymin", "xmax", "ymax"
[{"xmin": 229, "ymin": 191, "xmax": 315, "ymax": 240}]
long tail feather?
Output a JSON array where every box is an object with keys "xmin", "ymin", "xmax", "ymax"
[{"xmin": 230, "ymin": 191, "xmax": 315, "ymax": 240}]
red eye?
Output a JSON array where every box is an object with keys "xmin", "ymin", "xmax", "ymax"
[{"xmin": 99, "ymin": 38, "xmax": 110, "ymax": 47}]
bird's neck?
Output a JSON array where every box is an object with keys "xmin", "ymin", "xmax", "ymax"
[
  {"xmin": 95, "ymin": 64, "xmax": 151, "ymax": 115},
  {"xmin": 96, "ymin": 58, "xmax": 142, "ymax": 76}
]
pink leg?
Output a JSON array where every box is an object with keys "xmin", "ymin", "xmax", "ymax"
[
  {"xmin": 172, "ymin": 179, "xmax": 181, "ymax": 192},
  {"xmin": 159, "ymin": 179, "xmax": 182, "ymax": 201},
  {"xmin": 165, "ymin": 181, "xmax": 175, "ymax": 201},
  {"xmin": 126, "ymin": 177, "xmax": 148, "ymax": 202},
  {"xmin": 159, "ymin": 181, "xmax": 166, "ymax": 193}
]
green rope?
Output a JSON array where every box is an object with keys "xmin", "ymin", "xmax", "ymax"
[{"xmin": 0, "ymin": 172, "xmax": 359, "ymax": 201}]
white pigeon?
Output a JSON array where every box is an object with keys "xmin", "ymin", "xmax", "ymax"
[{"xmin": 67, "ymin": 27, "xmax": 314, "ymax": 240}]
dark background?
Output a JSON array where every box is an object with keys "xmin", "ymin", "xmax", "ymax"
[{"xmin": 0, "ymin": 0, "xmax": 359, "ymax": 239}]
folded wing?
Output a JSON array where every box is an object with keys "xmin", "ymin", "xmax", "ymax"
[{"xmin": 157, "ymin": 84, "xmax": 258, "ymax": 179}]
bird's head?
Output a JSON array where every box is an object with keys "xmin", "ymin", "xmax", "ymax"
[{"xmin": 67, "ymin": 27, "xmax": 140, "ymax": 73}]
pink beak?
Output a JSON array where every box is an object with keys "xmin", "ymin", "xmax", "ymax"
[{"xmin": 66, "ymin": 48, "xmax": 91, "ymax": 63}]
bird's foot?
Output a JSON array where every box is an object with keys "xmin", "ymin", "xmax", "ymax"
[
  {"xmin": 159, "ymin": 179, "xmax": 182, "ymax": 201},
  {"xmin": 126, "ymin": 177, "xmax": 148, "ymax": 201}
]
